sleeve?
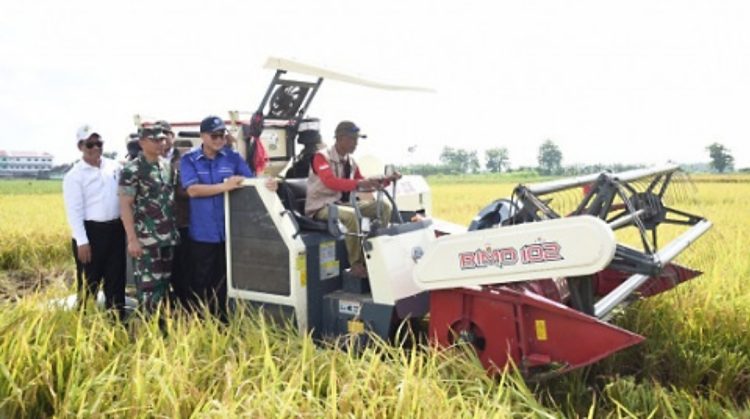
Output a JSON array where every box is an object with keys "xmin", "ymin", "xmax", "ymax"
[
  {"xmin": 312, "ymin": 154, "xmax": 358, "ymax": 192},
  {"xmin": 353, "ymin": 166, "xmax": 364, "ymax": 181},
  {"xmin": 62, "ymin": 170, "xmax": 89, "ymax": 246},
  {"xmin": 235, "ymin": 153, "xmax": 254, "ymax": 177},
  {"xmin": 118, "ymin": 162, "xmax": 136, "ymax": 196},
  {"xmin": 180, "ymin": 154, "xmax": 199, "ymax": 189}
]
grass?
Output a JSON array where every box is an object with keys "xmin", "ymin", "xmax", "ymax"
[
  {"xmin": 425, "ymin": 171, "xmax": 552, "ymax": 185},
  {"xmin": 0, "ymin": 298, "xmax": 553, "ymax": 418},
  {"xmin": 0, "ymin": 179, "xmax": 62, "ymax": 195},
  {"xmin": 0, "ymin": 180, "xmax": 68, "ymax": 272},
  {"xmin": 0, "ymin": 194, "xmax": 69, "ymax": 272},
  {"xmin": 1, "ymin": 176, "xmax": 750, "ymax": 417}
]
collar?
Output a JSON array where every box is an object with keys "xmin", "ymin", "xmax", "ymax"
[
  {"xmin": 328, "ymin": 144, "xmax": 350, "ymax": 164},
  {"xmin": 80, "ymin": 157, "xmax": 105, "ymax": 170},
  {"xmin": 136, "ymin": 154, "xmax": 165, "ymax": 168},
  {"xmin": 196, "ymin": 145, "xmax": 228, "ymax": 161}
]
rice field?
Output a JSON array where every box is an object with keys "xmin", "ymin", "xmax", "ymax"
[{"xmin": 1, "ymin": 175, "xmax": 749, "ymax": 417}]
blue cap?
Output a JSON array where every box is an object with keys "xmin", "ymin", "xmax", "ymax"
[
  {"xmin": 335, "ymin": 121, "xmax": 367, "ymax": 139},
  {"xmin": 200, "ymin": 116, "xmax": 226, "ymax": 133}
]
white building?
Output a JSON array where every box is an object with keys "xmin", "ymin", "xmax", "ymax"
[{"xmin": 0, "ymin": 150, "xmax": 54, "ymax": 178}]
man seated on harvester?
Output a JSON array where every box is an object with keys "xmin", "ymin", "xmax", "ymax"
[{"xmin": 305, "ymin": 121, "xmax": 401, "ymax": 278}]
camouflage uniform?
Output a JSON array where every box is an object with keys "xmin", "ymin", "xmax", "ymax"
[{"xmin": 119, "ymin": 155, "xmax": 179, "ymax": 310}]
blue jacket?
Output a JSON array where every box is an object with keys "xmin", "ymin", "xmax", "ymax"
[{"xmin": 180, "ymin": 146, "xmax": 253, "ymax": 243}]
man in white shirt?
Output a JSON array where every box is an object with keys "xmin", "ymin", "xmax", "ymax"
[{"xmin": 63, "ymin": 125, "xmax": 127, "ymax": 318}]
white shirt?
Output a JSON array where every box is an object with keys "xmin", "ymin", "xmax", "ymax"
[{"xmin": 62, "ymin": 157, "xmax": 122, "ymax": 246}]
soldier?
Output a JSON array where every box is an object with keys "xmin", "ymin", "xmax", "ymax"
[
  {"xmin": 155, "ymin": 120, "xmax": 177, "ymax": 161},
  {"xmin": 119, "ymin": 126, "xmax": 179, "ymax": 311},
  {"xmin": 158, "ymin": 119, "xmax": 192, "ymax": 307}
]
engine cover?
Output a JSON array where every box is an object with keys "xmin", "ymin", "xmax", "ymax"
[{"xmin": 414, "ymin": 216, "xmax": 616, "ymax": 291}]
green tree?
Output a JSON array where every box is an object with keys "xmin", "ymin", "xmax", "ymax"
[
  {"xmin": 537, "ymin": 139, "xmax": 563, "ymax": 175},
  {"xmin": 439, "ymin": 147, "xmax": 460, "ymax": 173},
  {"xmin": 485, "ymin": 147, "xmax": 510, "ymax": 173},
  {"xmin": 705, "ymin": 143, "xmax": 734, "ymax": 173},
  {"xmin": 466, "ymin": 150, "xmax": 480, "ymax": 173},
  {"xmin": 439, "ymin": 147, "xmax": 480, "ymax": 174}
]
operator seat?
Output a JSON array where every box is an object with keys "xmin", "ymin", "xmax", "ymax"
[
  {"xmin": 277, "ymin": 179, "xmax": 344, "ymax": 237},
  {"xmin": 285, "ymin": 152, "xmax": 316, "ymax": 179}
]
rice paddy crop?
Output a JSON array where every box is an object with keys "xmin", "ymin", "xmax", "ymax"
[{"xmin": 1, "ymin": 176, "xmax": 749, "ymax": 417}]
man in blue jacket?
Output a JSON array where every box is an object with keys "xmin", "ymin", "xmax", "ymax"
[{"xmin": 179, "ymin": 115, "xmax": 258, "ymax": 319}]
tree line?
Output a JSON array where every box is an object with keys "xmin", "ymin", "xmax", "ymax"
[{"xmin": 399, "ymin": 141, "xmax": 740, "ymax": 176}]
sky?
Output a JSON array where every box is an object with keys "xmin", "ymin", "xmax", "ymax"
[{"xmin": 1, "ymin": 0, "xmax": 749, "ymax": 169}]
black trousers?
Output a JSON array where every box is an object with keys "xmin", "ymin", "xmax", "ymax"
[
  {"xmin": 75, "ymin": 220, "xmax": 126, "ymax": 317},
  {"xmin": 188, "ymin": 240, "xmax": 227, "ymax": 320},
  {"xmin": 70, "ymin": 238, "xmax": 84, "ymax": 293},
  {"xmin": 169, "ymin": 227, "xmax": 192, "ymax": 308}
]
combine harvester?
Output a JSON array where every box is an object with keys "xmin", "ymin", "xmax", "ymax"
[{"xmin": 137, "ymin": 58, "xmax": 712, "ymax": 377}]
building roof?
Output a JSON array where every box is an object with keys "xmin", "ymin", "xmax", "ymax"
[{"xmin": 0, "ymin": 150, "xmax": 54, "ymax": 158}]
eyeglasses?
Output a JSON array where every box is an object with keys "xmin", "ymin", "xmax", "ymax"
[
  {"xmin": 210, "ymin": 133, "xmax": 226, "ymax": 140},
  {"xmin": 84, "ymin": 141, "xmax": 103, "ymax": 149}
]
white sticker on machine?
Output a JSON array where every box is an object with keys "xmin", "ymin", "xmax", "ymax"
[
  {"xmin": 338, "ymin": 300, "xmax": 361, "ymax": 316},
  {"xmin": 320, "ymin": 241, "xmax": 340, "ymax": 280}
]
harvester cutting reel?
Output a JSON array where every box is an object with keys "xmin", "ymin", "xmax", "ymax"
[{"xmin": 422, "ymin": 164, "xmax": 712, "ymax": 376}]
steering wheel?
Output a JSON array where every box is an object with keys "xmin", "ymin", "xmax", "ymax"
[{"xmin": 347, "ymin": 185, "xmax": 403, "ymax": 238}]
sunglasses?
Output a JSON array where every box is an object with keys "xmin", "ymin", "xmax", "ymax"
[
  {"xmin": 209, "ymin": 132, "xmax": 226, "ymax": 140},
  {"xmin": 84, "ymin": 141, "xmax": 104, "ymax": 149}
]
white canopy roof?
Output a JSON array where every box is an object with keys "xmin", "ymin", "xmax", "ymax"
[{"xmin": 263, "ymin": 57, "xmax": 436, "ymax": 93}]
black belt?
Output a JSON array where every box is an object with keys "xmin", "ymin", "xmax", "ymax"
[{"xmin": 84, "ymin": 219, "xmax": 121, "ymax": 225}]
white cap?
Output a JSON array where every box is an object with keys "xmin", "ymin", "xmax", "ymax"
[
  {"xmin": 76, "ymin": 124, "xmax": 100, "ymax": 142},
  {"xmin": 299, "ymin": 119, "xmax": 320, "ymax": 132}
]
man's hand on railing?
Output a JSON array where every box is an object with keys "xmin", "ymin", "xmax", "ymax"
[
  {"xmin": 264, "ymin": 178, "xmax": 278, "ymax": 192},
  {"xmin": 357, "ymin": 178, "xmax": 381, "ymax": 191},
  {"xmin": 386, "ymin": 171, "xmax": 402, "ymax": 183}
]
